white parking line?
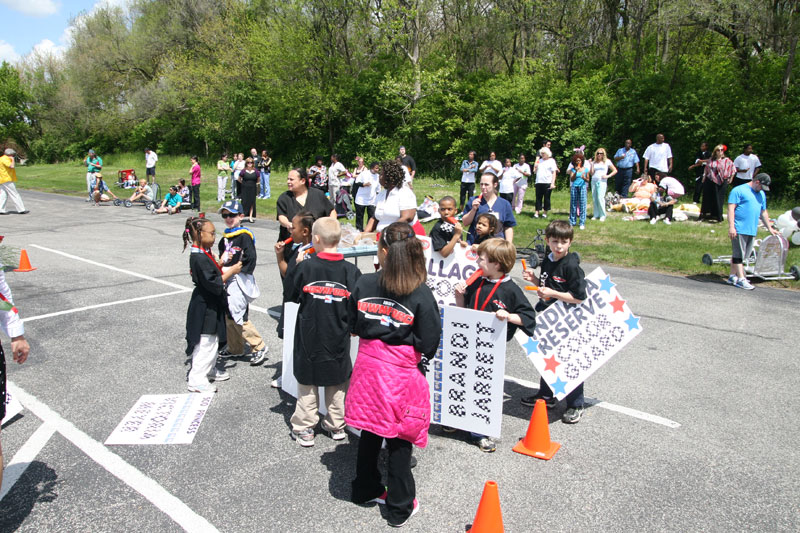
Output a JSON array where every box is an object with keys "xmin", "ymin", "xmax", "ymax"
[
  {"xmin": 22, "ymin": 290, "xmax": 189, "ymax": 323},
  {"xmin": 0, "ymin": 422, "xmax": 56, "ymax": 502},
  {"xmin": 7, "ymin": 382, "xmax": 220, "ymax": 533},
  {"xmin": 30, "ymin": 245, "xmax": 189, "ymax": 290},
  {"xmin": 503, "ymin": 374, "xmax": 681, "ymax": 429}
]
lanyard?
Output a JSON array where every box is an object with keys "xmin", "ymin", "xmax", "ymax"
[
  {"xmin": 474, "ymin": 277, "xmax": 504, "ymax": 311},
  {"xmin": 192, "ymin": 245, "xmax": 222, "ymax": 273}
]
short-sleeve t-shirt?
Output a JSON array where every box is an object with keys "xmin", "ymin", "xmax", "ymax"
[
  {"xmin": 190, "ymin": 164, "xmax": 202, "ymax": 186},
  {"xmin": 328, "ymin": 161, "xmax": 347, "ymax": 186},
  {"xmin": 733, "ymin": 154, "xmax": 761, "ymax": 182},
  {"xmin": 513, "ymin": 163, "xmax": 531, "ymax": 187},
  {"xmin": 643, "ymin": 143, "xmax": 673, "ymax": 172},
  {"xmin": 429, "ymin": 219, "xmax": 457, "ymax": 251},
  {"xmin": 165, "ymin": 192, "xmax": 181, "ymax": 207},
  {"xmin": 729, "ymin": 184, "xmax": 767, "ymax": 236},
  {"xmin": 535, "ymin": 158, "xmax": 558, "ymax": 185},
  {"xmin": 374, "ymin": 186, "xmax": 418, "ymax": 232},
  {"xmin": 355, "ymin": 171, "xmax": 380, "ymax": 206},
  {"xmin": 462, "ymin": 195, "xmax": 516, "ymax": 243},
  {"xmin": 276, "ymin": 188, "xmax": 335, "ymax": 241},
  {"xmin": 499, "ymin": 166, "xmax": 520, "ymax": 194}
]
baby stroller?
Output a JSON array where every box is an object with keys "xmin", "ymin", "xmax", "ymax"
[{"xmin": 335, "ymin": 187, "xmax": 355, "ymax": 220}]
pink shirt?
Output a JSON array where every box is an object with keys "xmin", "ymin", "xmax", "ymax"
[{"xmin": 190, "ymin": 163, "xmax": 201, "ymax": 186}]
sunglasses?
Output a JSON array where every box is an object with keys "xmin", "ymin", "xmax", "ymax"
[{"xmin": 221, "ymin": 213, "xmax": 239, "ymax": 219}]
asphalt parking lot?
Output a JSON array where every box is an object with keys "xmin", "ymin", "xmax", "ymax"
[{"xmin": 1, "ymin": 190, "xmax": 798, "ymax": 532}]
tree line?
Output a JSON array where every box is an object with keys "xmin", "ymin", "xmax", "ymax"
[{"xmin": 2, "ymin": 0, "xmax": 799, "ymax": 198}]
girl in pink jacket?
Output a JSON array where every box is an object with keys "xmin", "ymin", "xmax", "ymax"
[{"xmin": 346, "ymin": 222, "xmax": 441, "ymax": 528}]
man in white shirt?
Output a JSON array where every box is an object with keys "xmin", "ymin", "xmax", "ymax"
[
  {"xmin": 732, "ymin": 144, "xmax": 762, "ymax": 188},
  {"xmin": 328, "ymin": 153, "xmax": 347, "ymax": 200},
  {"xmin": 144, "ymin": 148, "xmax": 158, "ymax": 183},
  {"xmin": 642, "ymin": 133, "xmax": 673, "ymax": 179}
]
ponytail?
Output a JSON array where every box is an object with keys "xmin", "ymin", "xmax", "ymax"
[
  {"xmin": 183, "ymin": 216, "xmax": 207, "ymax": 251},
  {"xmin": 378, "ymin": 222, "xmax": 426, "ymax": 295}
]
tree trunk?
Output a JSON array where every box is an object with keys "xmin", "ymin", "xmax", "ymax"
[{"xmin": 782, "ymin": 31, "xmax": 798, "ymax": 104}]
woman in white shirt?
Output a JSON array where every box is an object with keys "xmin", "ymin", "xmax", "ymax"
[
  {"xmin": 479, "ymin": 152, "xmax": 503, "ymax": 178},
  {"xmin": 499, "ymin": 158, "xmax": 519, "ymax": 205},
  {"xmin": 354, "ymin": 161, "xmax": 381, "ymax": 231},
  {"xmin": 533, "ymin": 147, "xmax": 558, "ymax": 218},
  {"xmin": 362, "ymin": 160, "xmax": 423, "ymax": 238},
  {"xmin": 589, "ymin": 148, "xmax": 617, "ymax": 221},
  {"xmin": 512, "ymin": 154, "xmax": 531, "ymax": 215}
]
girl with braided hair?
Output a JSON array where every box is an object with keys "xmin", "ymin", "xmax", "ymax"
[{"xmin": 183, "ymin": 217, "xmax": 241, "ymax": 392}]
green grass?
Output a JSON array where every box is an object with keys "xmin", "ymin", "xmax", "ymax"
[{"xmin": 14, "ymin": 157, "xmax": 800, "ymax": 289}]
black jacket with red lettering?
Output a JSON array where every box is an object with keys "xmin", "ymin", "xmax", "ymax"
[
  {"xmin": 288, "ymin": 253, "xmax": 361, "ymax": 386},
  {"xmin": 536, "ymin": 251, "xmax": 587, "ymax": 312},
  {"xmin": 348, "ymin": 272, "xmax": 441, "ymax": 359},
  {"xmin": 463, "ymin": 275, "xmax": 536, "ymax": 341}
]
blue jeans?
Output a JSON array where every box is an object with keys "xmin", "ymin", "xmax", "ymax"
[
  {"xmin": 259, "ymin": 171, "xmax": 270, "ymax": 198},
  {"xmin": 569, "ymin": 184, "xmax": 587, "ymax": 226},
  {"xmin": 616, "ymin": 167, "xmax": 633, "ymax": 198}
]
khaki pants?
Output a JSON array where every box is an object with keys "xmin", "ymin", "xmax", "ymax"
[
  {"xmin": 291, "ymin": 381, "xmax": 348, "ymax": 432},
  {"xmin": 225, "ymin": 317, "xmax": 265, "ymax": 354}
]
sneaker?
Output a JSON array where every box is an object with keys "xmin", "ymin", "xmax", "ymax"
[
  {"xmin": 366, "ymin": 488, "xmax": 388, "ymax": 504},
  {"xmin": 663, "ymin": 219, "xmax": 671, "ymax": 225},
  {"xmin": 291, "ymin": 428, "xmax": 315, "ymax": 447},
  {"xmin": 388, "ymin": 499, "xmax": 419, "ymax": 528},
  {"xmin": 218, "ymin": 347, "xmax": 244, "ymax": 358},
  {"xmin": 188, "ymin": 382, "xmax": 217, "ymax": 393},
  {"xmin": 521, "ymin": 395, "xmax": 557, "ymax": 408},
  {"xmin": 650, "ymin": 218, "xmax": 657, "ymax": 225},
  {"xmin": 321, "ymin": 422, "xmax": 347, "ymax": 441},
  {"xmin": 441, "ymin": 426, "xmax": 457, "ymax": 433},
  {"xmin": 579, "ymin": 225, "xmax": 585, "ymax": 230},
  {"xmin": 473, "ymin": 436, "xmax": 496, "ymax": 453},
  {"xmin": 542, "ymin": 213, "xmax": 548, "ymax": 218},
  {"xmin": 249, "ymin": 347, "xmax": 268, "ymax": 366},
  {"xmin": 562, "ymin": 406, "xmax": 584, "ymax": 424},
  {"xmin": 270, "ymin": 376, "xmax": 283, "ymax": 388},
  {"xmin": 735, "ymin": 278, "xmax": 755, "ymax": 290},
  {"xmin": 208, "ymin": 368, "xmax": 230, "ymax": 382},
  {"xmin": 533, "ymin": 213, "xmax": 539, "ymax": 218},
  {"xmin": 599, "ymin": 216, "xmax": 606, "ymax": 222},
  {"xmin": 725, "ymin": 274, "xmax": 738, "ymax": 285},
  {"xmin": 410, "ymin": 455, "xmax": 418, "ymax": 469}
]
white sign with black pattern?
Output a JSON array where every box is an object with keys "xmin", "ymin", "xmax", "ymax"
[
  {"xmin": 105, "ymin": 393, "xmax": 214, "ymax": 445},
  {"xmin": 428, "ymin": 306, "xmax": 507, "ymax": 438},
  {"xmin": 419, "ymin": 235, "xmax": 480, "ymax": 307}
]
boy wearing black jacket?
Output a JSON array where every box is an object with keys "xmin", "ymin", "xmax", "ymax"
[
  {"xmin": 287, "ymin": 217, "xmax": 361, "ymax": 447},
  {"xmin": 522, "ymin": 220, "xmax": 588, "ymax": 423}
]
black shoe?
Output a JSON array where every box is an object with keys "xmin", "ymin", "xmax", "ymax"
[
  {"xmin": 521, "ymin": 395, "xmax": 557, "ymax": 408},
  {"xmin": 18, "ymin": 210, "xmax": 30, "ymax": 214},
  {"xmin": 410, "ymin": 455, "xmax": 418, "ymax": 469}
]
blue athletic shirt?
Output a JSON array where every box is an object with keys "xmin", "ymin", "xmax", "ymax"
[{"xmin": 728, "ymin": 184, "xmax": 766, "ymax": 236}]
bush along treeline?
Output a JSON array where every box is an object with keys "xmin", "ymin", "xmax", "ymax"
[{"xmin": 3, "ymin": 0, "xmax": 799, "ymax": 198}]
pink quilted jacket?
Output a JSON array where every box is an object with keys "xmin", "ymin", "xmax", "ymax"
[{"xmin": 345, "ymin": 338, "xmax": 431, "ymax": 448}]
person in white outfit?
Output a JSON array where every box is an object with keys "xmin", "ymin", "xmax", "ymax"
[{"xmin": 0, "ymin": 149, "xmax": 28, "ymax": 215}]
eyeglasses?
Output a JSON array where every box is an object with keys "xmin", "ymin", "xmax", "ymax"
[{"xmin": 220, "ymin": 213, "xmax": 238, "ymax": 219}]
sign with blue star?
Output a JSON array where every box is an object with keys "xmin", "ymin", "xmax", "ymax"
[{"xmin": 514, "ymin": 268, "xmax": 643, "ymax": 400}]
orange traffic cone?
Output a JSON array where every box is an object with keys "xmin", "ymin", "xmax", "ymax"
[
  {"xmin": 512, "ymin": 399, "xmax": 560, "ymax": 460},
  {"xmin": 467, "ymin": 481, "xmax": 504, "ymax": 533},
  {"xmin": 13, "ymin": 249, "xmax": 36, "ymax": 272}
]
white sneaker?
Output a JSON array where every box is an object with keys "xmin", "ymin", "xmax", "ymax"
[
  {"xmin": 533, "ymin": 213, "xmax": 539, "ymax": 218},
  {"xmin": 599, "ymin": 216, "xmax": 606, "ymax": 222},
  {"xmin": 650, "ymin": 218, "xmax": 658, "ymax": 225},
  {"xmin": 579, "ymin": 225, "xmax": 585, "ymax": 230},
  {"xmin": 726, "ymin": 274, "xmax": 738, "ymax": 285},
  {"xmin": 208, "ymin": 369, "xmax": 230, "ymax": 382},
  {"xmin": 188, "ymin": 382, "xmax": 217, "ymax": 393},
  {"xmin": 542, "ymin": 214, "xmax": 548, "ymax": 218},
  {"xmin": 270, "ymin": 376, "xmax": 283, "ymax": 388},
  {"xmin": 735, "ymin": 278, "xmax": 755, "ymax": 290},
  {"xmin": 664, "ymin": 219, "xmax": 671, "ymax": 225}
]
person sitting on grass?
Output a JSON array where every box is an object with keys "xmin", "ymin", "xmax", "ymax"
[
  {"xmin": 129, "ymin": 178, "xmax": 154, "ymax": 203},
  {"xmin": 90, "ymin": 173, "xmax": 119, "ymax": 206},
  {"xmin": 153, "ymin": 186, "xmax": 183, "ymax": 215}
]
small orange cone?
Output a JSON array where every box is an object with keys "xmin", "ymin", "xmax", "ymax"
[
  {"xmin": 467, "ymin": 481, "xmax": 504, "ymax": 533},
  {"xmin": 13, "ymin": 249, "xmax": 36, "ymax": 272},
  {"xmin": 512, "ymin": 399, "xmax": 560, "ymax": 460}
]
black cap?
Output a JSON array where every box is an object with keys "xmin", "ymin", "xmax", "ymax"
[{"xmin": 754, "ymin": 173, "xmax": 771, "ymax": 191}]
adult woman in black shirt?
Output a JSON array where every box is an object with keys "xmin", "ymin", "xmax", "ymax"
[
  {"xmin": 239, "ymin": 158, "xmax": 260, "ymax": 222},
  {"xmin": 276, "ymin": 167, "xmax": 336, "ymax": 242}
]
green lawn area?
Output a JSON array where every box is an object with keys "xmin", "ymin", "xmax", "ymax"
[{"xmin": 13, "ymin": 156, "xmax": 800, "ymax": 289}]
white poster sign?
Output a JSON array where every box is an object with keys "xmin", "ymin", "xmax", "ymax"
[
  {"xmin": 514, "ymin": 267, "xmax": 642, "ymax": 400},
  {"xmin": 105, "ymin": 393, "xmax": 214, "ymax": 445},
  {"xmin": 429, "ymin": 306, "xmax": 507, "ymax": 438},
  {"xmin": 281, "ymin": 302, "xmax": 358, "ymax": 416},
  {"xmin": 1, "ymin": 390, "xmax": 23, "ymax": 426},
  {"xmin": 420, "ymin": 236, "xmax": 480, "ymax": 307}
]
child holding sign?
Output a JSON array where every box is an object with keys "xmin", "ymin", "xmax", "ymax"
[
  {"xmin": 347, "ymin": 222, "xmax": 441, "ymax": 528},
  {"xmin": 522, "ymin": 220, "xmax": 588, "ymax": 423},
  {"xmin": 454, "ymin": 238, "xmax": 537, "ymax": 452}
]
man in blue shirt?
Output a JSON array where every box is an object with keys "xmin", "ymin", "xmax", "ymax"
[
  {"xmin": 612, "ymin": 139, "xmax": 640, "ymax": 198},
  {"xmin": 458, "ymin": 150, "xmax": 478, "ymax": 210},
  {"xmin": 726, "ymin": 173, "xmax": 779, "ymax": 290}
]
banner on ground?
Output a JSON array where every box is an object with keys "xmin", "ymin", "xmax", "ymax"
[
  {"xmin": 514, "ymin": 267, "xmax": 642, "ymax": 400},
  {"xmin": 429, "ymin": 306, "xmax": 507, "ymax": 438},
  {"xmin": 1, "ymin": 390, "xmax": 24, "ymax": 426},
  {"xmin": 419, "ymin": 236, "xmax": 480, "ymax": 307},
  {"xmin": 281, "ymin": 302, "xmax": 358, "ymax": 416},
  {"xmin": 105, "ymin": 393, "xmax": 214, "ymax": 445}
]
